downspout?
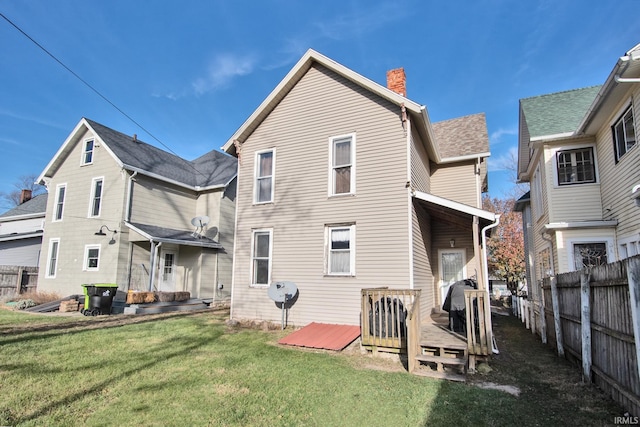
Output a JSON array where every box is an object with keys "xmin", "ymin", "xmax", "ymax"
[
  {"xmin": 482, "ymin": 214, "xmax": 501, "ymax": 354},
  {"xmin": 125, "ymin": 171, "xmax": 137, "ymax": 222}
]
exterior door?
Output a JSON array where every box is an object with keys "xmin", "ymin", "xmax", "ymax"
[
  {"xmin": 159, "ymin": 250, "xmax": 177, "ymax": 291},
  {"xmin": 438, "ymin": 249, "xmax": 466, "ymax": 307}
]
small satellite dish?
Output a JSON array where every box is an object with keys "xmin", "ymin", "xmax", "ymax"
[
  {"xmin": 268, "ymin": 281, "xmax": 298, "ymax": 303},
  {"xmin": 190, "ymin": 215, "xmax": 210, "ymax": 238},
  {"xmin": 268, "ymin": 281, "xmax": 298, "ymax": 330}
]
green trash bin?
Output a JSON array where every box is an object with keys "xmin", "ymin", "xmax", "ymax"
[{"xmin": 81, "ymin": 284, "xmax": 119, "ymax": 316}]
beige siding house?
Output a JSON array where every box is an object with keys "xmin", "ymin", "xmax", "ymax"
[
  {"xmin": 517, "ymin": 42, "xmax": 640, "ymax": 306},
  {"xmin": 223, "ymin": 49, "xmax": 497, "ymax": 326},
  {"xmin": 36, "ymin": 118, "xmax": 237, "ymax": 300}
]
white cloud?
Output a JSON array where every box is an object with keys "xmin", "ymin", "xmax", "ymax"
[
  {"xmin": 490, "ymin": 127, "xmax": 517, "ymax": 145},
  {"xmin": 487, "ymin": 146, "xmax": 519, "ymax": 173},
  {"xmin": 191, "ymin": 53, "xmax": 257, "ymax": 96},
  {"xmin": 314, "ymin": 2, "xmax": 406, "ymax": 40}
]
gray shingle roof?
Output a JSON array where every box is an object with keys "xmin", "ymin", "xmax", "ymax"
[
  {"xmin": 85, "ymin": 119, "xmax": 237, "ymax": 189},
  {"xmin": 520, "ymin": 86, "xmax": 602, "ymax": 138},
  {"xmin": 128, "ymin": 222, "xmax": 223, "ymax": 249},
  {"xmin": 0, "ymin": 193, "xmax": 48, "ymax": 218},
  {"xmin": 431, "ymin": 113, "xmax": 489, "ymax": 158}
]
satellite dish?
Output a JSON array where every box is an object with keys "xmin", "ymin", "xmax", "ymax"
[
  {"xmin": 268, "ymin": 281, "xmax": 298, "ymax": 303},
  {"xmin": 268, "ymin": 281, "xmax": 298, "ymax": 330},
  {"xmin": 191, "ymin": 215, "xmax": 210, "ymax": 238}
]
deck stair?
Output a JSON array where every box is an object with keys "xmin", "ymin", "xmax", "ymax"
[{"xmin": 411, "ymin": 322, "xmax": 468, "ymax": 381}]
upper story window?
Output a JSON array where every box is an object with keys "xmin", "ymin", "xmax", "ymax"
[
  {"xmin": 89, "ymin": 177, "xmax": 104, "ymax": 217},
  {"xmin": 556, "ymin": 147, "xmax": 596, "ymax": 185},
  {"xmin": 613, "ymin": 106, "xmax": 636, "ymax": 162},
  {"xmin": 82, "ymin": 139, "xmax": 95, "ymax": 165},
  {"xmin": 326, "ymin": 224, "xmax": 355, "ymax": 276},
  {"xmin": 254, "ymin": 149, "xmax": 274, "ymax": 204},
  {"xmin": 251, "ymin": 229, "xmax": 272, "ymax": 286},
  {"xmin": 54, "ymin": 184, "xmax": 66, "ymax": 221},
  {"xmin": 330, "ymin": 134, "xmax": 355, "ymax": 196}
]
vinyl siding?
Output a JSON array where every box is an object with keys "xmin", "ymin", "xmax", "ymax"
[
  {"xmin": 596, "ymin": 86, "xmax": 640, "ymax": 238},
  {"xmin": 38, "ymin": 128, "xmax": 127, "ymax": 296},
  {"xmin": 545, "ymin": 141, "xmax": 602, "ymax": 222},
  {"xmin": 410, "ymin": 128, "xmax": 431, "ymax": 192},
  {"xmin": 130, "ymin": 175, "xmax": 197, "ymax": 229},
  {"xmin": 411, "ymin": 200, "xmax": 434, "ymax": 318},
  {"xmin": 216, "ymin": 178, "xmax": 236, "ymax": 300},
  {"xmin": 0, "ymin": 237, "xmax": 41, "ymax": 266},
  {"xmin": 0, "ymin": 217, "xmax": 44, "ymax": 235},
  {"xmin": 231, "ymin": 64, "xmax": 410, "ymax": 326},
  {"xmin": 555, "ymin": 228, "xmax": 616, "ymax": 273},
  {"xmin": 431, "ymin": 161, "xmax": 479, "ymax": 207}
]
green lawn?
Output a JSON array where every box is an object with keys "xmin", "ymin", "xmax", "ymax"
[{"xmin": 0, "ymin": 309, "xmax": 622, "ymax": 426}]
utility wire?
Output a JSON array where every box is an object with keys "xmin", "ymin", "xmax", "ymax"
[{"xmin": 0, "ymin": 12, "xmax": 209, "ymax": 179}]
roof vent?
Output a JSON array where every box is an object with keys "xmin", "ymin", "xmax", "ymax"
[{"xmin": 132, "ymin": 134, "xmax": 138, "ymax": 142}]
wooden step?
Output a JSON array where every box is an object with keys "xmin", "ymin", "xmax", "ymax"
[
  {"xmin": 412, "ymin": 368, "xmax": 466, "ymax": 382},
  {"xmin": 415, "ymin": 354, "xmax": 466, "ymax": 366}
]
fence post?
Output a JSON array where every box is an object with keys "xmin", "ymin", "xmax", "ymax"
[
  {"xmin": 627, "ymin": 257, "xmax": 640, "ymax": 386},
  {"xmin": 16, "ymin": 266, "xmax": 24, "ymax": 294},
  {"xmin": 550, "ymin": 276, "xmax": 564, "ymax": 357},
  {"xmin": 580, "ymin": 271, "xmax": 592, "ymax": 382},
  {"xmin": 540, "ymin": 282, "xmax": 547, "ymax": 344}
]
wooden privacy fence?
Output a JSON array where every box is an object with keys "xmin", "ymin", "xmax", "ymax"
[
  {"xmin": 0, "ymin": 265, "xmax": 38, "ymax": 297},
  {"xmin": 513, "ymin": 256, "xmax": 640, "ymax": 416},
  {"xmin": 360, "ymin": 288, "xmax": 421, "ymax": 353}
]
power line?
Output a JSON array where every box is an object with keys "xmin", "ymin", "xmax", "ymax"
[{"xmin": 0, "ymin": 12, "xmax": 209, "ymax": 179}]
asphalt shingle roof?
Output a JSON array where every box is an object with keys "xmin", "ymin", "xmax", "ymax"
[
  {"xmin": 128, "ymin": 222, "xmax": 223, "ymax": 249},
  {"xmin": 0, "ymin": 193, "xmax": 47, "ymax": 218},
  {"xmin": 432, "ymin": 113, "xmax": 489, "ymax": 158},
  {"xmin": 85, "ymin": 119, "xmax": 237, "ymax": 189},
  {"xmin": 520, "ymin": 86, "xmax": 602, "ymax": 138}
]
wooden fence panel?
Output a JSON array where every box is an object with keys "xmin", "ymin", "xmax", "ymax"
[{"xmin": 0, "ymin": 265, "xmax": 38, "ymax": 297}]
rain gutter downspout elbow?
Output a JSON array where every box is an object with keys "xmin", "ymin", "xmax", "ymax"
[{"xmin": 482, "ymin": 214, "xmax": 501, "ymax": 354}]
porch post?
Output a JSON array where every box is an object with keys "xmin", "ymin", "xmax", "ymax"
[{"xmin": 472, "ymin": 216, "xmax": 482, "ymax": 287}]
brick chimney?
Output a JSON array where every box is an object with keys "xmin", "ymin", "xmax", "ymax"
[
  {"xmin": 386, "ymin": 67, "xmax": 406, "ymax": 97},
  {"xmin": 20, "ymin": 189, "xmax": 32, "ymax": 204}
]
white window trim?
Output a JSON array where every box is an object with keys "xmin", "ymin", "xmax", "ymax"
[
  {"xmin": 81, "ymin": 138, "xmax": 95, "ymax": 165},
  {"xmin": 567, "ymin": 236, "xmax": 615, "ymax": 272},
  {"xmin": 45, "ymin": 238, "xmax": 60, "ymax": 278},
  {"xmin": 551, "ymin": 144, "xmax": 598, "ymax": 188},
  {"xmin": 537, "ymin": 243, "xmax": 554, "ymax": 279},
  {"xmin": 83, "ymin": 244, "xmax": 101, "ymax": 271},
  {"xmin": 253, "ymin": 148, "xmax": 275, "ymax": 204},
  {"xmin": 325, "ymin": 224, "xmax": 356, "ymax": 276},
  {"xmin": 618, "ymin": 233, "xmax": 640, "ymax": 260},
  {"xmin": 53, "ymin": 183, "xmax": 67, "ymax": 222},
  {"xmin": 328, "ymin": 133, "xmax": 356, "ymax": 197},
  {"xmin": 88, "ymin": 177, "xmax": 104, "ymax": 218},
  {"xmin": 250, "ymin": 228, "xmax": 273, "ymax": 287}
]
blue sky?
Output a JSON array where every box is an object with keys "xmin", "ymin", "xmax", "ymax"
[{"xmin": 0, "ymin": 0, "xmax": 638, "ymax": 210}]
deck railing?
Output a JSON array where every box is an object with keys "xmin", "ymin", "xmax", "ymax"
[
  {"xmin": 464, "ymin": 289, "xmax": 492, "ymax": 360},
  {"xmin": 361, "ymin": 288, "xmax": 421, "ymax": 353}
]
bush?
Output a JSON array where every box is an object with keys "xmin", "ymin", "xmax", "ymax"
[{"xmin": 15, "ymin": 299, "xmax": 36, "ymax": 310}]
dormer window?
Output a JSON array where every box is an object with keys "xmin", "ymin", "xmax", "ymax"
[{"xmin": 82, "ymin": 139, "xmax": 94, "ymax": 165}]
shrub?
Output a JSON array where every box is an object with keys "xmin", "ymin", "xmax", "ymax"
[{"xmin": 15, "ymin": 299, "xmax": 36, "ymax": 310}]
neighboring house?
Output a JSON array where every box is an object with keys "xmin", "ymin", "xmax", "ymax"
[
  {"xmin": 36, "ymin": 118, "xmax": 237, "ymax": 300},
  {"xmin": 0, "ymin": 191, "xmax": 47, "ymax": 267},
  {"xmin": 223, "ymin": 49, "xmax": 497, "ymax": 326},
  {"xmin": 517, "ymin": 42, "xmax": 640, "ymax": 295}
]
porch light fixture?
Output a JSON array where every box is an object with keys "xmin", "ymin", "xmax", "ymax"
[
  {"xmin": 450, "ymin": 238, "xmax": 455, "ymax": 248},
  {"xmin": 95, "ymin": 225, "xmax": 118, "ymax": 245}
]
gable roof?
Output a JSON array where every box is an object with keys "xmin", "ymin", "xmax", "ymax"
[
  {"xmin": 0, "ymin": 193, "xmax": 47, "ymax": 220},
  {"xmin": 39, "ymin": 118, "xmax": 237, "ymax": 191},
  {"xmin": 222, "ymin": 49, "xmax": 488, "ymax": 164},
  {"xmin": 432, "ymin": 113, "xmax": 490, "ymax": 160},
  {"xmin": 520, "ymin": 86, "xmax": 602, "ymax": 140}
]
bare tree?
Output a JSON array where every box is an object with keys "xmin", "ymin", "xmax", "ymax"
[{"xmin": 0, "ymin": 174, "xmax": 47, "ymax": 210}]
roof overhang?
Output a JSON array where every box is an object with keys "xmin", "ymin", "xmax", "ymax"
[
  {"xmin": 0, "ymin": 230, "xmax": 43, "ymax": 242},
  {"xmin": 0, "ymin": 212, "xmax": 45, "ymax": 222},
  {"xmin": 221, "ymin": 49, "xmax": 449, "ymax": 164},
  {"xmin": 543, "ymin": 220, "xmax": 618, "ymax": 233},
  {"xmin": 412, "ymin": 190, "xmax": 497, "ymax": 228},
  {"xmin": 126, "ymin": 222, "xmax": 223, "ymax": 249}
]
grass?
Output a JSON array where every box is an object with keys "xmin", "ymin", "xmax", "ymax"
[{"xmin": 0, "ymin": 309, "xmax": 625, "ymax": 426}]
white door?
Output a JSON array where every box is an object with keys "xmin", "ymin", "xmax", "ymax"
[
  {"xmin": 438, "ymin": 249, "xmax": 466, "ymax": 307},
  {"xmin": 159, "ymin": 250, "xmax": 177, "ymax": 291}
]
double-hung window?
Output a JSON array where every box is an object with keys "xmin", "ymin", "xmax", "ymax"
[
  {"xmin": 54, "ymin": 184, "xmax": 66, "ymax": 221},
  {"xmin": 254, "ymin": 150, "xmax": 274, "ymax": 203},
  {"xmin": 613, "ymin": 106, "xmax": 636, "ymax": 161},
  {"xmin": 82, "ymin": 139, "xmax": 95, "ymax": 165},
  {"xmin": 46, "ymin": 238, "xmax": 60, "ymax": 278},
  {"xmin": 89, "ymin": 177, "xmax": 104, "ymax": 217},
  {"xmin": 326, "ymin": 224, "xmax": 355, "ymax": 275},
  {"xmin": 330, "ymin": 134, "xmax": 355, "ymax": 196},
  {"xmin": 84, "ymin": 244, "xmax": 101, "ymax": 271},
  {"xmin": 251, "ymin": 229, "xmax": 272, "ymax": 286},
  {"xmin": 556, "ymin": 147, "xmax": 596, "ymax": 185}
]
